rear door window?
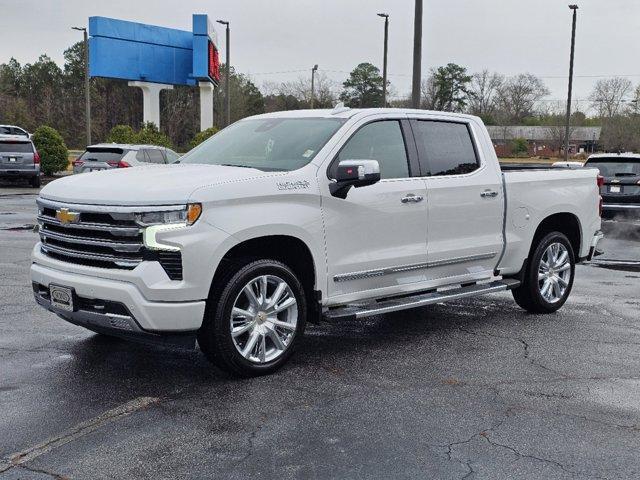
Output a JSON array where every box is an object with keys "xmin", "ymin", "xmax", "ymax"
[
  {"xmin": 0, "ymin": 141, "xmax": 33, "ymax": 153},
  {"xmin": 412, "ymin": 120, "xmax": 480, "ymax": 176},
  {"xmin": 145, "ymin": 149, "xmax": 166, "ymax": 164}
]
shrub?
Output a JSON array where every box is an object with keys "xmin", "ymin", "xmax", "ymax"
[
  {"xmin": 32, "ymin": 126, "xmax": 69, "ymax": 175},
  {"xmin": 134, "ymin": 122, "xmax": 173, "ymax": 148},
  {"xmin": 511, "ymin": 137, "xmax": 529, "ymax": 156},
  {"xmin": 189, "ymin": 127, "xmax": 219, "ymax": 150},
  {"xmin": 106, "ymin": 125, "xmax": 136, "ymax": 144}
]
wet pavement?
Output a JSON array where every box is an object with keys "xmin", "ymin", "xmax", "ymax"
[{"xmin": 1, "ymin": 189, "xmax": 639, "ymax": 479}]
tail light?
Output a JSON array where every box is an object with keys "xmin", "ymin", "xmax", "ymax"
[
  {"xmin": 106, "ymin": 160, "xmax": 131, "ymax": 168},
  {"xmin": 597, "ymin": 175, "xmax": 604, "ymax": 188},
  {"xmin": 73, "ymin": 160, "xmax": 84, "ymax": 167},
  {"xmin": 33, "ymin": 150, "xmax": 40, "ymax": 164}
]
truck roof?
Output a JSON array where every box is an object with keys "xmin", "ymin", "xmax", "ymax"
[{"xmin": 249, "ymin": 107, "xmax": 480, "ymax": 122}]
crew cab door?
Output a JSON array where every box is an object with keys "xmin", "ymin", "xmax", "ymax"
[
  {"xmin": 410, "ymin": 117, "xmax": 504, "ymax": 282},
  {"xmin": 321, "ymin": 117, "xmax": 428, "ymax": 302}
]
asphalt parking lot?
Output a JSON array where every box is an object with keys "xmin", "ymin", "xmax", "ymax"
[{"xmin": 1, "ymin": 186, "xmax": 639, "ymax": 480}]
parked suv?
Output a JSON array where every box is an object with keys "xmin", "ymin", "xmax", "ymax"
[
  {"xmin": 72, "ymin": 144, "xmax": 180, "ymax": 174},
  {"xmin": 0, "ymin": 136, "xmax": 41, "ymax": 187},
  {"xmin": 584, "ymin": 153, "xmax": 640, "ymax": 217}
]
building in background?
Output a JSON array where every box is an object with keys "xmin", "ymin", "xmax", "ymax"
[{"xmin": 486, "ymin": 125, "xmax": 601, "ymax": 157}]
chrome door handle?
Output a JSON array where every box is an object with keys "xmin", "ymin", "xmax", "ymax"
[
  {"xmin": 480, "ymin": 190, "xmax": 498, "ymax": 198},
  {"xmin": 401, "ymin": 194, "xmax": 424, "ymax": 203}
]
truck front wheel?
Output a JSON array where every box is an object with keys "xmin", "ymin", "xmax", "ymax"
[
  {"xmin": 198, "ymin": 259, "xmax": 307, "ymax": 376},
  {"xmin": 512, "ymin": 232, "xmax": 575, "ymax": 314}
]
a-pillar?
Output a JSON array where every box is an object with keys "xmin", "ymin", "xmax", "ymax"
[
  {"xmin": 199, "ymin": 81, "xmax": 214, "ymax": 131},
  {"xmin": 128, "ymin": 81, "xmax": 174, "ymax": 129}
]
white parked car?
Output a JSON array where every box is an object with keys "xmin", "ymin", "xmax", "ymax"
[
  {"xmin": 72, "ymin": 144, "xmax": 181, "ymax": 174},
  {"xmin": 31, "ymin": 108, "xmax": 603, "ymax": 376},
  {"xmin": 0, "ymin": 124, "xmax": 31, "ymax": 139}
]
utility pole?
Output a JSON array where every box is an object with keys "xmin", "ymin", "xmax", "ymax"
[
  {"xmin": 72, "ymin": 27, "xmax": 91, "ymax": 145},
  {"xmin": 216, "ymin": 20, "xmax": 231, "ymax": 126},
  {"xmin": 564, "ymin": 5, "xmax": 578, "ymax": 162},
  {"xmin": 377, "ymin": 13, "xmax": 389, "ymax": 107},
  {"xmin": 411, "ymin": 0, "xmax": 423, "ymax": 108},
  {"xmin": 310, "ymin": 64, "xmax": 318, "ymax": 109}
]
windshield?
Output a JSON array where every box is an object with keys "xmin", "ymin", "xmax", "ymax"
[
  {"xmin": 586, "ymin": 158, "xmax": 640, "ymax": 177},
  {"xmin": 179, "ymin": 117, "xmax": 346, "ymax": 171}
]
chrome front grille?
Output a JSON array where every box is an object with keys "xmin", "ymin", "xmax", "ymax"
[
  {"xmin": 38, "ymin": 200, "xmax": 144, "ymax": 269},
  {"xmin": 36, "ymin": 199, "xmax": 183, "ymax": 279}
]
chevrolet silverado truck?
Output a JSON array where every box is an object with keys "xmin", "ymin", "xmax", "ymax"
[{"xmin": 31, "ymin": 108, "xmax": 604, "ymax": 376}]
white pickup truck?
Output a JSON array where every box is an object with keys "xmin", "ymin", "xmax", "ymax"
[{"xmin": 31, "ymin": 108, "xmax": 603, "ymax": 376}]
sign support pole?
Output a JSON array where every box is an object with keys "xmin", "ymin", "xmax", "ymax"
[
  {"xmin": 128, "ymin": 81, "xmax": 173, "ymax": 129},
  {"xmin": 199, "ymin": 81, "xmax": 214, "ymax": 131}
]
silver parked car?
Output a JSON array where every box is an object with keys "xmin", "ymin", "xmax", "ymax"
[
  {"xmin": 0, "ymin": 135, "xmax": 41, "ymax": 187},
  {"xmin": 72, "ymin": 144, "xmax": 181, "ymax": 174}
]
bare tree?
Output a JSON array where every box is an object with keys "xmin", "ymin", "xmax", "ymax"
[
  {"xmin": 420, "ymin": 72, "xmax": 437, "ymax": 109},
  {"xmin": 495, "ymin": 73, "xmax": 549, "ymax": 123},
  {"xmin": 589, "ymin": 77, "xmax": 632, "ymax": 118},
  {"xmin": 627, "ymin": 84, "xmax": 640, "ymax": 116},
  {"xmin": 467, "ymin": 70, "xmax": 503, "ymax": 119},
  {"xmin": 277, "ymin": 72, "xmax": 338, "ymax": 108}
]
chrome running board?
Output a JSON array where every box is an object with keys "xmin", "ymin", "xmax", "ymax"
[{"xmin": 323, "ymin": 279, "xmax": 521, "ymax": 321}]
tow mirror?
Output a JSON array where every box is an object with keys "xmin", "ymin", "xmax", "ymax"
[{"xmin": 330, "ymin": 159, "xmax": 381, "ymax": 198}]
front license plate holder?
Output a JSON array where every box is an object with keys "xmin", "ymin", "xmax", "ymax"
[{"xmin": 49, "ymin": 284, "xmax": 75, "ymax": 312}]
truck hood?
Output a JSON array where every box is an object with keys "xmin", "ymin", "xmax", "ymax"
[{"xmin": 40, "ymin": 164, "xmax": 269, "ymax": 206}]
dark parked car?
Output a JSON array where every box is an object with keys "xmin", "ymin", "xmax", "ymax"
[
  {"xmin": 0, "ymin": 136, "xmax": 40, "ymax": 187},
  {"xmin": 584, "ymin": 153, "xmax": 640, "ymax": 218}
]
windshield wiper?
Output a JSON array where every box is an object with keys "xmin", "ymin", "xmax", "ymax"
[{"xmin": 219, "ymin": 164, "xmax": 255, "ymax": 169}]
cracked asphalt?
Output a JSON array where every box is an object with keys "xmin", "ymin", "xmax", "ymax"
[{"xmin": 1, "ymin": 187, "xmax": 639, "ymax": 479}]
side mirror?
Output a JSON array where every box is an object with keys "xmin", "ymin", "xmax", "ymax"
[{"xmin": 330, "ymin": 159, "xmax": 381, "ymax": 198}]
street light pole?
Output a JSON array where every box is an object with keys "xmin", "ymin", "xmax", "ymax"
[
  {"xmin": 72, "ymin": 27, "xmax": 91, "ymax": 145},
  {"xmin": 310, "ymin": 64, "xmax": 318, "ymax": 109},
  {"xmin": 411, "ymin": 0, "xmax": 423, "ymax": 108},
  {"xmin": 377, "ymin": 13, "xmax": 389, "ymax": 107},
  {"xmin": 216, "ymin": 20, "xmax": 230, "ymax": 127},
  {"xmin": 564, "ymin": 5, "xmax": 578, "ymax": 162}
]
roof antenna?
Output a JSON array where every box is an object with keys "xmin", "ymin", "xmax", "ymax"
[{"xmin": 332, "ymin": 102, "xmax": 350, "ymax": 114}]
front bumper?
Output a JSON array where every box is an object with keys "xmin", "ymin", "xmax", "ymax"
[{"xmin": 31, "ymin": 262, "xmax": 206, "ymax": 333}]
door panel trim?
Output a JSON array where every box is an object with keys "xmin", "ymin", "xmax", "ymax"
[{"xmin": 333, "ymin": 252, "xmax": 498, "ymax": 282}]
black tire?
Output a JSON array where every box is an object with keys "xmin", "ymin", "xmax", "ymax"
[
  {"xmin": 30, "ymin": 175, "xmax": 41, "ymax": 188},
  {"xmin": 512, "ymin": 231, "xmax": 575, "ymax": 314},
  {"xmin": 198, "ymin": 259, "xmax": 307, "ymax": 377}
]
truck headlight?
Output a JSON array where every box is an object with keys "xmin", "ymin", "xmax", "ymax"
[
  {"xmin": 139, "ymin": 204, "xmax": 202, "ymax": 252},
  {"xmin": 135, "ymin": 203, "xmax": 202, "ymax": 227}
]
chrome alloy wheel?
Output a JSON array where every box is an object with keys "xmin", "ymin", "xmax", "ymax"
[
  {"xmin": 230, "ymin": 275, "xmax": 298, "ymax": 364},
  {"xmin": 538, "ymin": 242, "xmax": 572, "ymax": 304}
]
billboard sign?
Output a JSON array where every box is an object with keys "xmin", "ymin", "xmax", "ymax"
[{"xmin": 88, "ymin": 14, "xmax": 219, "ymax": 86}]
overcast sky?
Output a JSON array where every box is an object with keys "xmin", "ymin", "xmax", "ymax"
[{"xmin": 1, "ymin": 0, "xmax": 639, "ymax": 109}]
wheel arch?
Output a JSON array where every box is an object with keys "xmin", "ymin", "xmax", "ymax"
[
  {"xmin": 531, "ymin": 212, "xmax": 582, "ymax": 258},
  {"xmin": 210, "ymin": 234, "xmax": 322, "ymax": 322}
]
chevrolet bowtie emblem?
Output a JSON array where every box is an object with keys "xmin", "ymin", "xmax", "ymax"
[{"xmin": 55, "ymin": 208, "xmax": 80, "ymax": 225}]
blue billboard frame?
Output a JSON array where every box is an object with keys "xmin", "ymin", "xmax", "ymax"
[{"xmin": 88, "ymin": 15, "xmax": 218, "ymax": 86}]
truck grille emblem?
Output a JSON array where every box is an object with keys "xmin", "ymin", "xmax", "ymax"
[{"xmin": 55, "ymin": 208, "xmax": 80, "ymax": 225}]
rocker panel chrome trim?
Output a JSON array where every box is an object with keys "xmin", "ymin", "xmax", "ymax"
[{"xmin": 333, "ymin": 252, "xmax": 498, "ymax": 282}]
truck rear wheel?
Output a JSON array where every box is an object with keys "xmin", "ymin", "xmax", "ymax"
[
  {"xmin": 512, "ymin": 232, "xmax": 575, "ymax": 314},
  {"xmin": 198, "ymin": 259, "xmax": 307, "ymax": 376}
]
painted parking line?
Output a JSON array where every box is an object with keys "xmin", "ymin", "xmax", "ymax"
[{"xmin": 0, "ymin": 396, "xmax": 159, "ymax": 474}]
